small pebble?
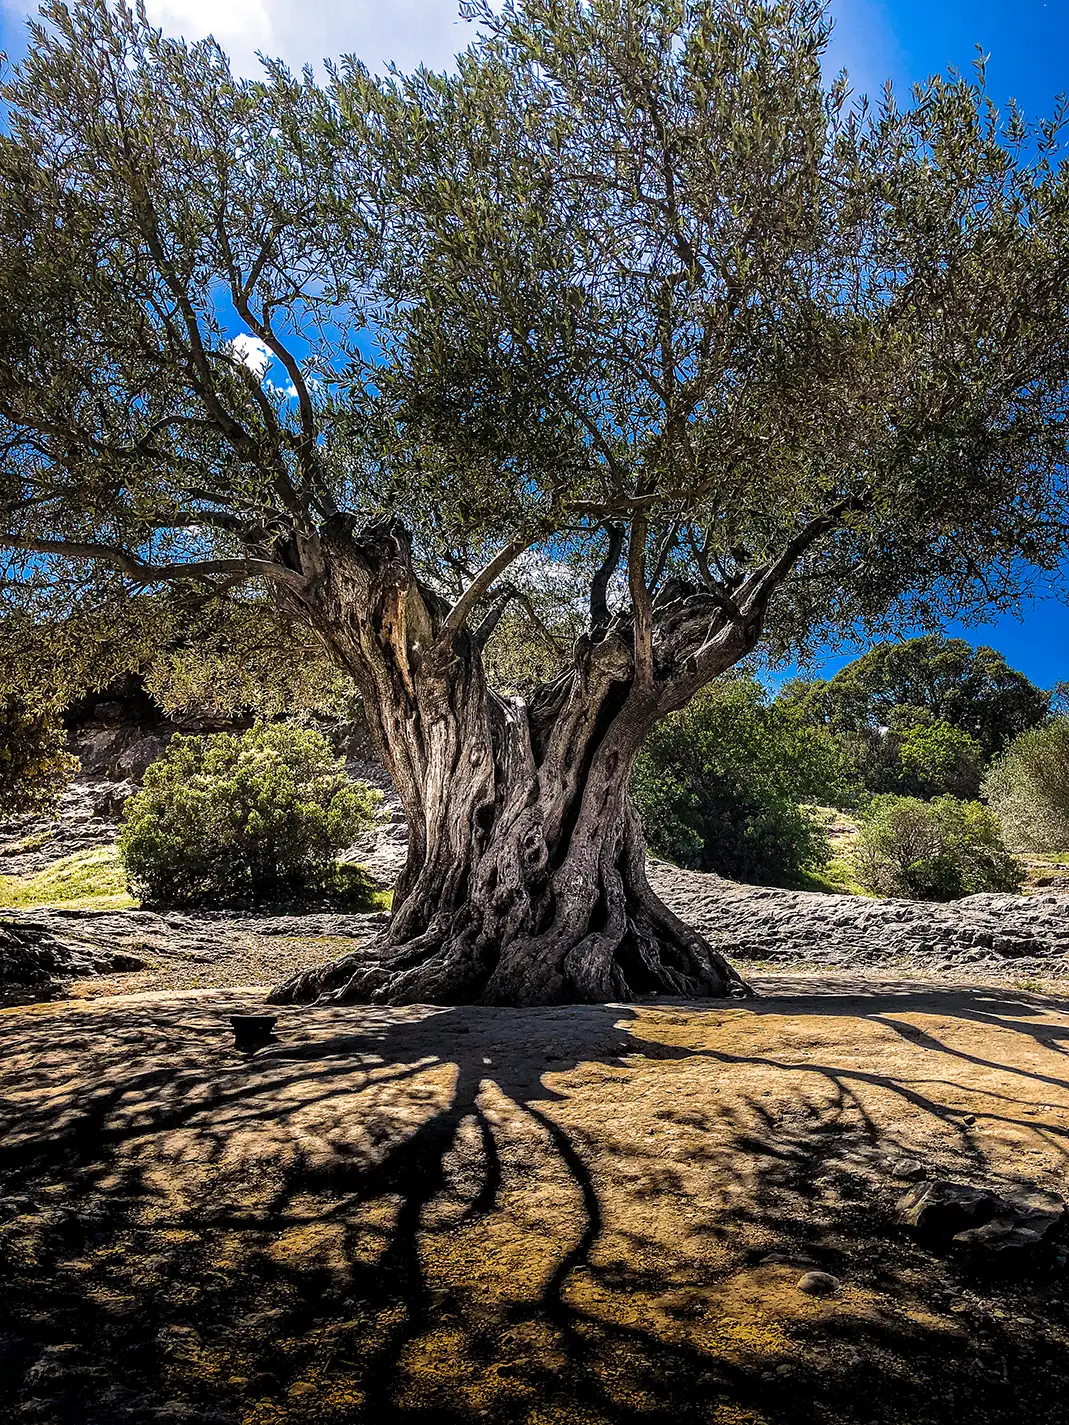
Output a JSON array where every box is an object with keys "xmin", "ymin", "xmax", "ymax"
[
  {"xmin": 891, "ymin": 1158, "xmax": 926, "ymax": 1180},
  {"xmin": 796, "ymin": 1270, "xmax": 840, "ymax": 1296}
]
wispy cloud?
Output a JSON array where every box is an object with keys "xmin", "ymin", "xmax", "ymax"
[{"xmin": 144, "ymin": 0, "xmax": 473, "ymax": 76}]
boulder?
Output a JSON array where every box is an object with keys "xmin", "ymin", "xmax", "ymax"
[{"xmin": 897, "ymin": 1179, "xmax": 1065, "ymax": 1269}]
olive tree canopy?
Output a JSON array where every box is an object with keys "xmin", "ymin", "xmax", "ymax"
[{"xmin": 2, "ymin": 0, "xmax": 1069, "ymax": 1004}]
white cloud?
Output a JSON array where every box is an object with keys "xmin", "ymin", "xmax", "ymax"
[
  {"xmin": 4, "ymin": 0, "xmax": 891, "ymax": 91},
  {"xmin": 228, "ymin": 332, "xmax": 273, "ymax": 377},
  {"xmin": 143, "ymin": 0, "xmax": 473, "ymax": 76}
]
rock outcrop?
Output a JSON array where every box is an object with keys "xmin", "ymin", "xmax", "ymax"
[
  {"xmin": 0, "ymin": 917, "xmax": 147, "ymax": 1006},
  {"xmin": 897, "ymin": 1179, "xmax": 1066, "ymax": 1269},
  {"xmin": 648, "ymin": 861, "xmax": 1069, "ymax": 976}
]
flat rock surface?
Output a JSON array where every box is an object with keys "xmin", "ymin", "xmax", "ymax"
[
  {"xmin": 0, "ymin": 904, "xmax": 389, "ymax": 1002},
  {"xmin": 0, "ymin": 780, "xmax": 132, "ymax": 877},
  {"xmin": 648, "ymin": 860, "xmax": 1069, "ymax": 978}
]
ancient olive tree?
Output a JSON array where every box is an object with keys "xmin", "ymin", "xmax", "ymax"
[{"xmin": 3, "ymin": 0, "xmax": 1069, "ymax": 1005}]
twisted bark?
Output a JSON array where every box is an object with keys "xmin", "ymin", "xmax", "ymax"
[{"xmin": 271, "ymin": 517, "xmax": 750, "ymax": 1007}]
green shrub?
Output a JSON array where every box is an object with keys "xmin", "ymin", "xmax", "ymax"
[
  {"xmin": 895, "ymin": 717, "xmax": 985, "ymax": 799},
  {"xmin": 982, "ymin": 718, "xmax": 1069, "ymax": 851},
  {"xmin": 0, "ymin": 696, "xmax": 78, "ymax": 816},
  {"xmin": 119, "ymin": 723, "xmax": 381, "ymax": 906},
  {"xmin": 850, "ymin": 794, "xmax": 1022, "ymax": 901},
  {"xmin": 817, "ymin": 710, "xmax": 984, "ymax": 800},
  {"xmin": 633, "ymin": 677, "xmax": 843, "ymax": 886}
]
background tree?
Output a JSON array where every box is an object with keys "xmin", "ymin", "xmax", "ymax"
[
  {"xmin": 786, "ymin": 636, "xmax": 1049, "ymax": 760},
  {"xmin": 0, "ymin": 696, "xmax": 79, "ymax": 816},
  {"xmin": 3, "ymin": 0, "xmax": 1069, "ymax": 1005},
  {"xmin": 892, "ymin": 714, "xmax": 985, "ymax": 800},
  {"xmin": 983, "ymin": 718, "xmax": 1069, "ymax": 850}
]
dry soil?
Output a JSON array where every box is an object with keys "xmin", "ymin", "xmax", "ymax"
[{"xmin": 2, "ymin": 974, "xmax": 1069, "ymax": 1424}]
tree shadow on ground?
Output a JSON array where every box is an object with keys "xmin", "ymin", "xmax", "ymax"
[{"xmin": 2, "ymin": 980, "xmax": 1069, "ymax": 1424}]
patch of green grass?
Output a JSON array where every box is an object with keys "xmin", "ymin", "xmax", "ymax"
[
  {"xmin": 0, "ymin": 830, "xmax": 51, "ymax": 858},
  {"xmin": 0, "ymin": 846, "xmax": 135, "ymax": 910},
  {"xmin": 301, "ymin": 862, "xmax": 392, "ymax": 912},
  {"xmin": 798, "ymin": 855, "xmax": 873, "ymax": 897}
]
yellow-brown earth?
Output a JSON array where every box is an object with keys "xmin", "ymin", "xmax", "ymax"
[{"xmin": 2, "ymin": 975, "xmax": 1068, "ymax": 1423}]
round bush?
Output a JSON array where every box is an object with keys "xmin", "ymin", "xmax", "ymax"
[
  {"xmin": 850, "ymin": 794, "xmax": 1022, "ymax": 901},
  {"xmin": 119, "ymin": 723, "xmax": 381, "ymax": 906},
  {"xmin": 982, "ymin": 718, "xmax": 1069, "ymax": 851}
]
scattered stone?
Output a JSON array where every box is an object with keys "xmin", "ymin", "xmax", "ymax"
[
  {"xmin": 25, "ymin": 1343, "xmax": 88, "ymax": 1386},
  {"xmin": 890, "ymin": 1158, "xmax": 926, "ymax": 1180},
  {"xmin": 0, "ymin": 915, "xmax": 147, "ymax": 1005},
  {"xmin": 247, "ymin": 1372, "xmax": 281, "ymax": 1398},
  {"xmin": 796, "ymin": 1270, "xmax": 840, "ymax": 1296},
  {"xmin": 0, "ymin": 1196, "xmax": 38, "ymax": 1221},
  {"xmin": 899, "ymin": 1181, "xmax": 1003, "ymax": 1237},
  {"xmin": 897, "ymin": 1180, "xmax": 1066, "ymax": 1268}
]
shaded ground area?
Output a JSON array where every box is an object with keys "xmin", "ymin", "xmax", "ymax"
[{"xmin": 3, "ymin": 980, "xmax": 1069, "ymax": 1424}]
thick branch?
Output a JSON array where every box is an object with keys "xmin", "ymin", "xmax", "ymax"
[
  {"xmin": 0, "ymin": 533, "xmax": 307, "ymax": 592},
  {"xmin": 473, "ymin": 587, "xmax": 515, "ymax": 648},
  {"xmin": 589, "ymin": 522, "xmax": 625, "ymax": 632},
  {"xmin": 439, "ymin": 537, "xmax": 529, "ymax": 641},
  {"xmin": 628, "ymin": 514, "xmax": 654, "ymax": 689},
  {"xmin": 737, "ymin": 498, "xmax": 867, "ymax": 614}
]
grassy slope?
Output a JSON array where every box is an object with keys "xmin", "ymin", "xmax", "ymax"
[{"xmin": 0, "ymin": 847, "xmax": 136, "ymax": 911}]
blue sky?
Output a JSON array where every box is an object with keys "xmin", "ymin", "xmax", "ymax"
[
  {"xmin": 821, "ymin": 1, "xmax": 1069, "ymax": 690},
  {"xmin": 1, "ymin": 0, "xmax": 1067, "ymax": 688}
]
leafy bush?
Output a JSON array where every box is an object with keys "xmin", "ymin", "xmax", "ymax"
[
  {"xmin": 119, "ymin": 723, "xmax": 381, "ymax": 906},
  {"xmin": 0, "ymin": 696, "xmax": 78, "ymax": 816},
  {"xmin": 982, "ymin": 718, "xmax": 1069, "ymax": 851},
  {"xmin": 850, "ymin": 794, "xmax": 1022, "ymax": 901},
  {"xmin": 797, "ymin": 706, "xmax": 984, "ymax": 801},
  {"xmin": 894, "ymin": 717, "xmax": 985, "ymax": 799},
  {"xmin": 633, "ymin": 677, "xmax": 843, "ymax": 886}
]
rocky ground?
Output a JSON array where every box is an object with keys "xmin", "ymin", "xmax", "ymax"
[
  {"xmin": 647, "ymin": 862, "xmax": 1069, "ymax": 980},
  {"xmin": 3, "ymin": 767, "xmax": 1069, "ymax": 1004},
  {"xmin": 5, "ymin": 731, "xmax": 1069, "ymax": 1423}
]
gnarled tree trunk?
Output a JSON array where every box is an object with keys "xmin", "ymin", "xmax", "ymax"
[{"xmin": 272, "ymin": 517, "xmax": 750, "ymax": 1007}]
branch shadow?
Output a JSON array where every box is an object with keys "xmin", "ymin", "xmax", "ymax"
[{"xmin": 1, "ymin": 980, "xmax": 1069, "ymax": 1423}]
